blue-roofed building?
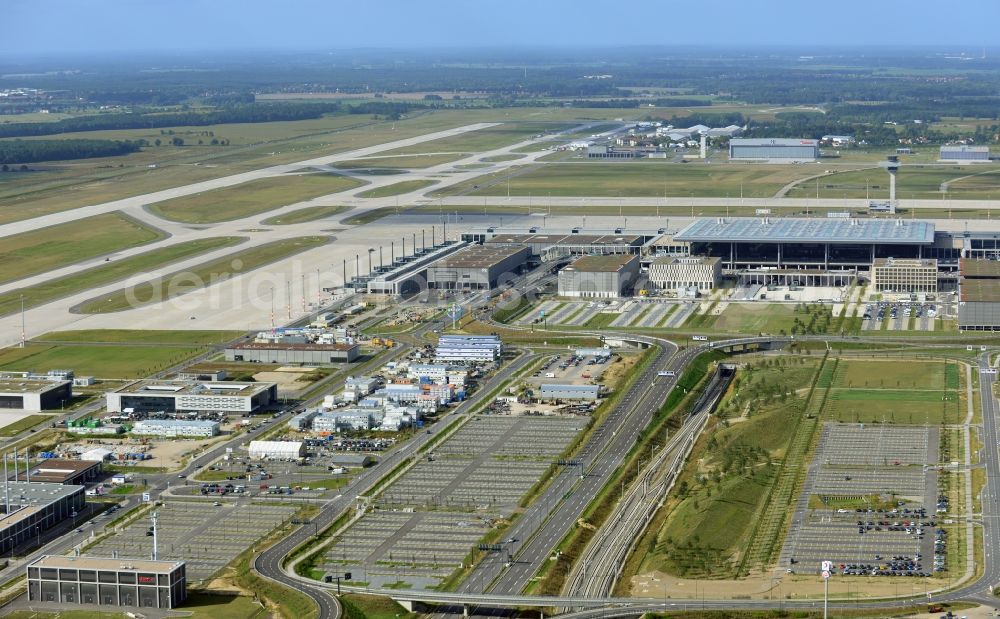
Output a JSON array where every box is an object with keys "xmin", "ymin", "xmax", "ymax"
[{"xmin": 673, "ymin": 217, "xmax": 938, "ymax": 270}]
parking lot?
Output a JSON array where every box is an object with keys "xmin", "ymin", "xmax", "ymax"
[
  {"xmin": 861, "ymin": 301, "xmax": 941, "ymax": 332},
  {"xmin": 324, "ymin": 413, "xmax": 583, "ymax": 587},
  {"xmin": 84, "ymin": 500, "xmax": 296, "ymax": 582},
  {"xmin": 525, "ymin": 352, "xmax": 611, "ymax": 387},
  {"xmin": 320, "ymin": 511, "xmax": 495, "ymax": 588},
  {"xmin": 781, "ymin": 423, "xmax": 942, "ymax": 577}
]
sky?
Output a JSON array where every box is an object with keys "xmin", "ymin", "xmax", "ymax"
[{"xmin": 6, "ymin": 0, "xmax": 1000, "ymax": 54}]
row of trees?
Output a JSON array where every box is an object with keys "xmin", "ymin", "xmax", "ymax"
[{"xmin": 0, "ymin": 139, "xmax": 141, "ymax": 165}]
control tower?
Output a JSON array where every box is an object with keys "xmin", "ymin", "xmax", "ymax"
[{"xmin": 871, "ymin": 155, "xmax": 900, "ymax": 214}]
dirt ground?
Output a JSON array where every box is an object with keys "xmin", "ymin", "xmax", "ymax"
[
  {"xmin": 253, "ymin": 366, "xmax": 316, "ymax": 396},
  {"xmin": 68, "ymin": 434, "xmax": 229, "ymax": 470},
  {"xmin": 630, "ymin": 569, "xmax": 961, "ymax": 602}
]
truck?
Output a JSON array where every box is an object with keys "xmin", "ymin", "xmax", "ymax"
[
  {"xmin": 691, "ymin": 335, "xmax": 709, "ymax": 341},
  {"xmin": 658, "ymin": 371, "xmax": 676, "ymax": 377}
]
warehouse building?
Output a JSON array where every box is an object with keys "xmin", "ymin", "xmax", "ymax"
[
  {"xmin": 19, "ymin": 459, "xmax": 102, "ymax": 486},
  {"xmin": 729, "ymin": 138, "xmax": 819, "ymax": 162},
  {"xmin": 131, "ymin": 419, "xmax": 220, "ymax": 438},
  {"xmin": 939, "ymin": 145, "xmax": 990, "ymax": 163},
  {"xmin": 538, "ymin": 384, "xmax": 601, "ymax": 401},
  {"xmin": 870, "ymin": 258, "xmax": 938, "ymax": 293},
  {"xmin": 426, "ymin": 244, "xmax": 530, "ymax": 290},
  {"xmin": 288, "ymin": 409, "xmax": 319, "ymax": 431},
  {"xmin": 0, "ymin": 378, "xmax": 72, "ymax": 412},
  {"xmin": 648, "ymin": 256, "xmax": 722, "ymax": 291},
  {"xmin": 435, "ymin": 334, "xmax": 502, "ymax": 363},
  {"xmin": 225, "ymin": 342, "xmax": 359, "ymax": 364},
  {"xmin": 106, "ymin": 380, "xmax": 277, "ymax": 414},
  {"xmin": 248, "ymin": 440, "xmax": 305, "ymax": 460},
  {"xmin": 558, "ymin": 254, "xmax": 640, "ymax": 299},
  {"xmin": 27, "ymin": 555, "xmax": 186, "ymax": 609},
  {"xmin": 959, "ymin": 259, "xmax": 1000, "ymax": 331},
  {"xmin": 0, "ymin": 482, "xmax": 86, "ymax": 555}
]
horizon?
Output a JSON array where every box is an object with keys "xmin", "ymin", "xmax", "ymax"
[{"xmin": 6, "ymin": 0, "xmax": 1000, "ymax": 55}]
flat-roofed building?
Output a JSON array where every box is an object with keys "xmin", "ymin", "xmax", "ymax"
[
  {"xmin": 435, "ymin": 334, "xmax": 502, "ymax": 363},
  {"xmin": 538, "ymin": 384, "xmax": 601, "ymax": 401},
  {"xmin": 426, "ymin": 244, "xmax": 529, "ymax": 290},
  {"xmin": 131, "ymin": 419, "xmax": 220, "ymax": 438},
  {"xmin": 106, "ymin": 380, "xmax": 277, "ymax": 414},
  {"xmin": 225, "ymin": 342, "xmax": 359, "ymax": 364},
  {"xmin": 729, "ymin": 138, "xmax": 818, "ymax": 162},
  {"xmin": 19, "ymin": 459, "xmax": 102, "ymax": 485},
  {"xmin": 485, "ymin": 233, "xmax": 643, "ymax": 257},
  {"xmin": 0, "ymin": 482, "xmax": 86, "ymax": 555},
  {"xmin": 959, "ymin": 259, "xmax": 1000, "ymax": 331},
  {"xmin": 0, "ymin": 378, "xmax": 71, "ymax": 412},
  {"xmin": 871, "ymin": 258, "xmax": 938, "ymax": 293},
  {"xmin": 558, "ymin": 254, "xmax": 640, "ymax": 298},
  {"xmin": 939, "ymin": 145, "xmax": 990, "ymax": 162},
  {"xmin": 648, "ymin": 256, "xmax": 722, "ymax": 291},
  {"xmin": 27, "ymin": 555, "xmax": 186, "ymax": 609}
]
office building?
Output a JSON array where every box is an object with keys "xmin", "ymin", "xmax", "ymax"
[
  {"xmin": 0, "ymin": 378, "xmax": 72, "ymax": 412},
  {"xmin": 131, "ymin": 420, "xmax": 220, "ymax": 438},
  {"xmin": 648, "ymin": 256, "xmax": 722, "ymax": 291},
  {"xmin": 0, "ymin": 482, "xmax": 86, "ymax": 555},
  {"xmin": 435, "ymin": 334, "xmax": 502, "ymax": 363},
  {"xmin": 557, "ymin": 254, "xmax": 641, "ymax": 299},
  {"xmin": 870, "ymin": 258, "xmax": 938, "ymax": 293},
  {"xmin": 27, "ymin": 555, "xmax": 186, "ymax": 609},
  {"xmin": 106, "ymin": 380, "xmax": 277, "ymax": 414}
]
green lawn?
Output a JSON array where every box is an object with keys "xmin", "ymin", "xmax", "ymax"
[
  {"xmin": 0, "ymin": 414, "xmax": 52, "ymax": 436},
  {"xmin": 378, "ymin": 122, "xmax": 575, "ymax": 155},
  {"xmin": 342, "ymin": 207, "xmax": 400, "ymax": 225},
  {"xmin": 148, "ymin": 173, "xmax": 364, "ymax": 223},
  {"xmin": 480, "ymin": 154, "xmax": 525, "ymax": 162},
  {"xmin": 825, "ymin": 388, "xmax": 959, "ymax": 424},
  {"xmin": 702, "ymin": 303, "xmax": 799, "ymax": 334},
  {"xmin": 434, "ymin": 161, "xmax": 819, "ymax": 198},
  {"xmin": 333, "ymin": 153, "xmax": 464, "ymax": 169},
  {"xmin": 32, "ymin": 329, "xmax": 242, "ymax": 345},
  {"xmin": 340, "ymin": 593, "xmax": 417, "ymax": 619},
  {"xmin": 834, "ymin": 359, "xmax": 948, "ymax": 390},
  {"xmin": 75, "ymin": 236, "xmax": 329, "ymax": 313},
  {"xmin": 355, "ymin": 179, "xmax": 436, "ymax": 198},
  {"xmin": 0, "ymin": 237, "xmax": 243, "ymax": 317},
  {"xmin": 785, "ymin": 165, "xmax": 1000, "ymax": 200},
  {"xmin": 261, "ymin": 205, "xmax": 351, "ymax": 225},
  {"xmin": 0, "ymin": 212, "xmax": 163, "ymax": 285},
  {"xmin": 0, "ymin": 342, "xmax": 203, "ymax": 379}
]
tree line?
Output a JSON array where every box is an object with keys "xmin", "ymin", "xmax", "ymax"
[{"xmin": 0, "ymin": 139, "xmax": 141, "ymax": 165}]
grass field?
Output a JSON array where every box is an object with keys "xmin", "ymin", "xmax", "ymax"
[
  {"xmin": 0, "ymin": 237, "xmax": 243, "ymax": 317},
  {"xmin": 355, "ymin": 179, "xmax": 436, "ymax": 198},
  {"xmin": 261, "ymin": 205, "xmax": 351, "ymax": 225},
  {"xmin": 75, "ymin": 236, "xmax": 329, "ymax": 313},
  {"xmin": 148, "ymin": 173, "xmax": 363, "ymax": 223},
  {"xmin": 342, "ymin": 207, "xmax": 399, "ymax": 225},
  {"xmin": 333, "ymin": 153, "xmax": 464, "ymax": 169},
  {"xmin": 0, "ymin": 414, "xmax": 52, "ymax": 436},
  {"xmin": 32, "ymin": 329, "xmax": 242, "ymax": 345},
  {"xmin": 377, "ymin": 122, "xmax": 576, "ymax": 156},
  {"xmin": 0, "ymin": 329, "xmax": 242, "ymax": 379},
  {"xmin": 480, "ymin": 153, "xmax": 525, "ymax": 162},
  {"xmin": 0, "ymin": 342, "xmax": 202, "ymax": 379},
  {"xmin": 433, "ymin": 161, "xmax": 819, "ymax": 198},
  {"xmin": 785, "ymin": 165, "xmax": 1000, "ymax": 200},
  {"xmin": 701, "ymin": 303, "xmax": 798, "ymax": 334},
  {"xmin": 824, "ymin": 359, "xmax": 961, "ymax": 424},
  {"xmin": 644, "ymin": 357, "xmax": 821, "ymax": 577},
  {"xmin": 0, "ymin": 212, "xmax": 163, "ymax": 285}
]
